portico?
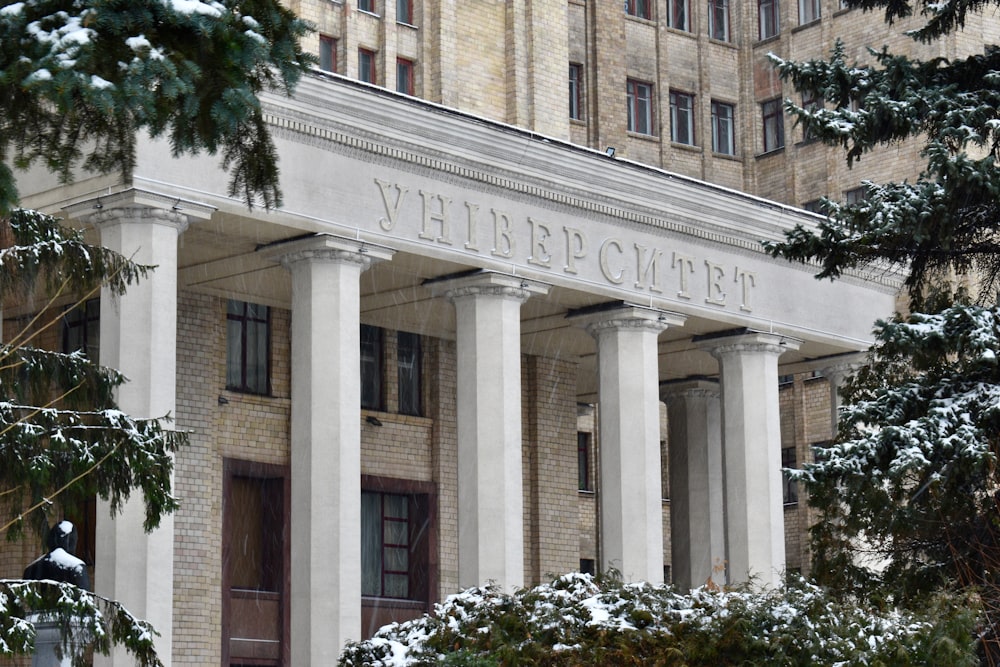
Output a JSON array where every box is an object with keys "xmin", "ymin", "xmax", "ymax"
[{"xmin": 10, "ymin": 74, "xmax": 901, "ymax": 665}]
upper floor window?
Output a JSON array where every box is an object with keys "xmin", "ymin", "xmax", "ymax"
[
  {"xmin": 667, "ymin": 0, "xmax": 690, "ymax": 31},
  {"xmin": 319, "ymin": 35, "xmax": 337, "ymax": 73},
  {"xmin": 711, "ymin": 100, "xmax": 735, "ymax": 155},
  {"xmin": 62, "ymin": 298, "xmax": 100, "ymax": 361},
  {"xmin": 569, "ymin": 63, "xmax": 584, "ymax": 120},
  {"xmin": 397, "ymin": 0, "xmax": 413, "ymax": 23},
  {"xmin": 669, "ymin": 91, "xmax": 695, "ymax": 145},
  {"xmin": 396, "ymin": 58, "xmax": 414, "ymax": 95},
  {"xmin": 761, "ymin": 98, "xmax": 785, "ymax": 153},
  {"xmin": 799, "ymin": 0, "xmax": 821, "ymax": 23},
  {"xmin": 625, "ymin": 0, "xmax": 652, "ymax": 19},
  {"xmin": 361, "ymin": 324, "xmax": 384, "ymax": 410},
  {"xmin": 359, "ymin": 48, "xmax": 377, "ymax": 84},
  {"xmin": 781, "ymin": 446, "xmax": 799, "ymax": 504},
  {"xmin": 226, "ymin": 300, "xmax": 270, "ymax": 395},
  {"xmin": 708, "ymin": 0, "xmax": 730, "ymax": 41},
  {"xmin": 759, "ymin": 0, "xmax": 780, "ymax": 39},
  {"xmin": 844, "ymin": 186, "xmax": 871, "ymax": 205},
  {"xmin": 627, "ymin": 79, "xmax": 655, "ymax": 135},
  {"xmin": 397, "ymin": 331, "xmax": 422, "ymax": 416},
  {"xmin": 802, "ymin": 93, "xmax": 821, "ymax": 142},
  {"xmin": 358, "ymin": 0, "xmax": 375, "ymax": 12}
]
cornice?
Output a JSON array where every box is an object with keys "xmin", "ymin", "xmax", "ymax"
[{"xmin": 261, "ymin": 78, "xmax": 905, "ymax": 293}]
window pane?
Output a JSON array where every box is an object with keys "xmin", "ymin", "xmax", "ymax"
[
  {"xmin": 320, "ymin": 37, "xmax": 336, "ymax": 72},
  {"xmin": 398, "ymin": 331, "xmax": 421, "ymax": 416},
  {"xmin": 669, "ymin": 0, "xmax": 688, "ymax": 30},
  {"xmin": 361, "ymin": 325, "xmax": 383, "ymax": 410},
  {"xmin": 396, "ymin": 59, "xmax": 413, "ymax": 95},
  {"xmin": 759, "ymin": 0, "xmax": 780, "ymax": 38},
  {"xmin": 359, "ymin": 49, "xmax": 375, "ymax": 84},
  {"xmin": 226, "ymin": 319, "xmax": 243, "ymax": 389},
  {"xmin": 569, "ymin": 63, "xmax": 582, "ymax": 120},
  {"xmin": 397, "ymin": 0, "xmax": 411, "ymax": 22},
  {"xmin": 361, "ymin": 492, "xmax": 382, "ymax": 596},
  {"xmin": 383, "ymin": 573, "xmax": 409, "ymax": 598}
]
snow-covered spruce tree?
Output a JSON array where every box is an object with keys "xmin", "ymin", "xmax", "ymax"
[
  {"xmin": 0, "ymin": 0, "xmax": 313, "ymax": 212},
  {"xmin": 765, "ymin": 0, "xmax": 1000, "ymax": 656},
  {"xmin": 0, "ymin": 210, "xmax": 183, "ymax": 665}
]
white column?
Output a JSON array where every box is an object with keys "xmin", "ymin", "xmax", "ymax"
[
  {"xmin": 573, "ymin": 305, "xmax": 685, "ymax": 583},
  {"xmin": 696, "ymin": 331, "xmax": 801, "ymax": 587},
  {"xmin": 820, "ymin": 353, "xmax": 866, "ymax": 436},
  {"xmin": 662, "ymin": 379, "xmax": 725, "ymax": 591},
  {"xmin": 69, "ymin": 192, "xmax": 211, "ymax": 667},
  {"xmin": 268, "ymin": 235, "xmax": 393, "ymax": 663},
  {"xmin": 431, "ymin": 272, "xmax": 549, "ymax": 591}
]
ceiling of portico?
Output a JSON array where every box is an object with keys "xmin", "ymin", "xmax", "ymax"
[{"xmin": 176, "ymin": 215, "xmax": 860, "ymax": 402}]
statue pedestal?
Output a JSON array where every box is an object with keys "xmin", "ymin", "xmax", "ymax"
[{"xmin": 30, "ymin": 616, "xmax": 84, "ymax": 667}]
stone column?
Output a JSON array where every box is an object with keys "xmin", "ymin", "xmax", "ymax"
[
  {"xmin": 661, "ymin": 379, "xmax": 725, "ymax": 591},
  {"xmin": 266, "ymin": 235, "xmax": 393, "ymax": 663},
  {"xmin": 430, "ymin": 271, "xmax": 549, "ymax": 591},
  {"xmin": 66, "ymin": 191, "xmax": 213, "ymax": 667},
  {"xmin": 696, "ymin": 331, "xmax": 801, "ymax": 587},
  {"xmin": 819, "ymin": 353, "xmax": 866, "ymax": 437},
  {"xmin": 572, "ymin": 305, "xmax": 685, "ymax": 583}
]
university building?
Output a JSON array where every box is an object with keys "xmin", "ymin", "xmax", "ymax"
[{"xmin": 8, "ymin": 0, "xmax": 994, "ymax": 665}]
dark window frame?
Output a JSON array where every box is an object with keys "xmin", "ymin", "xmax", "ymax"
[
  {"xmin": 669, "ymin": 90, "xmax": 696, "ymax": 145},
  {"xmin": 361, "ymin": 324, "xmax": 384, "ymax": 411},
  {"xmin": 667, "ymin": 0, "xmax": 690, "ymax": 31},
  {"xmin": 708, "ymin": 0, "xmax": 730, "ymax": 41},
  {"xmin": 62, "ymin": 298, "xmax": 100, "ymax": 361},
  {"xmin": 627, "ymin": 79, "xmax": 655, "ymax": 135},
  {"xmin": 319, "ymin": 35, "xmax": 337, "ymax": 72},
  {"xmin": 569, "ymin": 63, "xmax": 584, "ymax": 121},
  {"xmin": 396, "ymin": 57, "xmax": 414, "ymax": 95},
  {"xmin": 711, "ymin": 100, "xmax": 735, "ymax": 155},
  {"xmin": 359, "ymin": 47, "xmax": 377, "ymax": 84},
  {"xmin": 625, "ymin": 0, "xmax": 652, "ymax": 20},
  {"xmin": 761, "ymin": 97, "xmax": 785, "ymax": 153},
  {"xmin": 397, "ymin": 331, "xmax": 422, "ymax": 416},
  {"xmin": 226, "ymin": 300, "xmax": 271, "ymax": 396},
  {"xmin": 396, "ymin": 0, "xmax": 413, "ymax": 23},
  {"xmin": 221, "ymin": 459, "xmax": 290, "ymax": 667},
  {"xmin": 759, "ymin": 0, "xmax": 780, "ymax": 39}
]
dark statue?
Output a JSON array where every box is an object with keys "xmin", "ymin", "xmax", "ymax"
[{"xmin": 24, "ymin": 520, "xmax": 91, "ymax": 590}]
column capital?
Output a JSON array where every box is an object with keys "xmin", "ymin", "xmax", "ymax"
[
  {"xmin": 428, "ymin": 270, "xmax": 550, "ymax": 304},
  {"xmin": 570, "ymin": 303, "xmax": 686, "ymax": 339},
  {"xmin": 695, "ymin": 329, "xmax": 802, "ymax": 359},
  {"xmin": 660, "ymin": 377, "xmax": 720, "ymax": 404},
  {"xmin": 63, "ymin": 188, "xmax": 215, "ymax": 232},
  {"xmin": 819, "ymin": 352, "xmax": 868, "ymax": 386},
  {"xmin": 261, "ymin": 234, "xmax": 395, "ymax": 272}
]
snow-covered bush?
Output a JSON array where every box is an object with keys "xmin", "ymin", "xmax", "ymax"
[{"xmin": 339, "ymin": 573, "xmax": 978, "ymax": 666}]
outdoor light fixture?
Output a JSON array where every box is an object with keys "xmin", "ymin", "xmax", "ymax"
[
  {"xmin": 366, "ymin": 415, "xmax": 383, "ymax": 427},
  {"xmin": 217, "ymin": 395, "xmax": 229, "ymax": 406},
  {"xmin": 605, "ymin": 147, "xmax": 616, "ymax": 158}
]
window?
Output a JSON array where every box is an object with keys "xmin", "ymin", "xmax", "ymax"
[
  {"xmin": 62, "ymin": 298, "xmax": 100, "ymax": 361},
  {"xmin": 361, "ymin": 488, "xmax": 432, "ymax": 601},
  {"xmin": 578, "ymin": 432, "xmax": 591, "ymax": 491},
  {"xmin": 396, "ymin": 58, "xmax": 414, "ymax": 95},
  {"xmin": 759, "ymin": 0, "xmax": 780, "ymax": 39},
  {"xmin": 801, "ymin": 93, "xmax": 821, "ymax": 142},
  {"xmin": 625, "ymin": 0, "xmax": 651, "ymax": 19},
  {"xmin": 580, "ymin": 559, "xmax": 596, "ymax": 575},
  {"xmin": 361, "ymin": 324, "xmax": 384, "ymax": 411},
  {"xmin": 669, "ymin": 91, "xmax": 695, "ymax": 145},
  {"xmin": 799, "ymin": 0, "xmax": 820, "ymax": 23},
  {"xmin": 396, "ymin": 0, "xmax": 413, "ymax": 23},
  {"xmin": 223, "ymin": 460, "xmax": 288, "ymax": 666},
  {"xmin": 358, "ymin": 0, "xmax": 375, "ymax": 12},
  {"xmin": 226, "ymin": 300, "xmax": 270, "ymax": 395},
  {"xmin": 667, "ymin": 0, "xmax": 689, "ymax": 31},
  {"xmin": 781, "ymin": 447, "xmax": 798, "ymax": 504},
  {"xmin": 761, "ymin": 98, "xmax": 784, "ymax": 152},
  {"xmin": 802, "ymin": 199, "xmax": 827, "ymax": 214},
  {"xmin": 708, "ymin": 0, "xmax": 730, "ymax": 40},
  {"xmin": 358, "ymin": 48, "xmax": 377, "ymax": 84},
  {"xmin": 319, "ymin": 35, "xmax": 337, "ymax": 72},
  {"xmin": 627, "ymin": 79, "xmax": 654, "ymax": 135},
  {"xmin": 397, "ymin": 331, "xmax": 421, "ymax": 416},
  {"xmin": 569, "ymin": 63, "xmax": 583, "ymax": 121},
  {"xmin": 844, "ymin": 186, "xmax": 870, "ymax": 205},
  {"xmin": 711, "ymin": 101, "xmax": 735, "ymax": 155}
]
